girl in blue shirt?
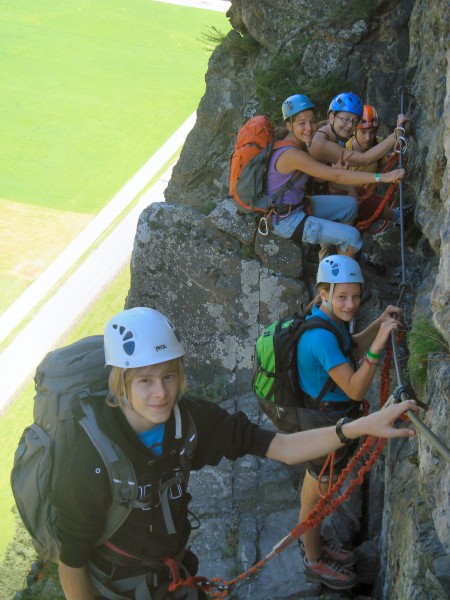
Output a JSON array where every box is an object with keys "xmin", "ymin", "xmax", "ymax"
[{"xmin": 297, "ymin": 255, "xmax": 403, "ymax": 590}]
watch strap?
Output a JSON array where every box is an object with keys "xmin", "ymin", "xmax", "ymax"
[{"xmin": 335, "ymin": 417, "xmax": 354, "ymax": 445}]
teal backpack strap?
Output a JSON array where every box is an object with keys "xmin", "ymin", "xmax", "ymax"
[{"xmin": 79, "ymin": 400, "xmax": 138, "ymax": 545}]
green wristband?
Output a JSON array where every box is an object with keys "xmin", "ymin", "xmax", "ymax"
[
  {"xmin": 375, "ymin": 173, "xmax": 381, "ymax": 183},
  {"xmin": 367, "ymin": 350, "xmax": 381, "ymax": 360}
]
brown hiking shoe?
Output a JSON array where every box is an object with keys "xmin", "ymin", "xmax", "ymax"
[{"xmin": 303, "ymin": 557, "xmax": 357, "ymax": 590}]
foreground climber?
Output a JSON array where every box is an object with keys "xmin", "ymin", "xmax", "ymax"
[
  {"xmin": 267, "ymin": 94, "xmax": 406, "ymax": 258},
  {"xmin": 55, "ymin": 307, "xmax": 417, "ymax": 599},
  {"xmin": 296, "ymin": 255, "xmax": 404, "ymax": 589}
]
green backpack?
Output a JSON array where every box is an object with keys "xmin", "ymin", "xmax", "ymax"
[{"xmin": 253, "ymin": 314, "xmax": 351, "ymax": 433}]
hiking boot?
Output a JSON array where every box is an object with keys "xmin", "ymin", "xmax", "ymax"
[
  {"xmin": 322, "ymin": 539, "xmax": 356, "ymax": 567},
  {"xmin": 303, "ymin": 557, "xmax": 357, "ymax": 590},
  {"xmin": 298, "ymin": 538, "xmax": 355, "ymax": 568}
]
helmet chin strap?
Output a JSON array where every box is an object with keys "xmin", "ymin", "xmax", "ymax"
[{"xmin": 322, "ymin": 283, "xmax": 335, "ymax": 315}]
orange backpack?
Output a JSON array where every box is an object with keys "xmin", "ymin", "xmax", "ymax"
[{"xmin": 229, "ymin": 115, "xmax": 300, "ymax": 215}]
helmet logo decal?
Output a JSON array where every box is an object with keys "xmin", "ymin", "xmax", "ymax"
[
  {"xmin": 325, "ymin": 258, "xmax": 340, "ymax": 276},
  {"xmin": 112, "ymin": 324, "xmax": 135, "ymax": 356},
  {"xmin": 155, "ymin": 344, "xmax": 167, "ymax": 352}
]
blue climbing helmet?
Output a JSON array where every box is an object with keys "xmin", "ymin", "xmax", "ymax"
[
  {"xmin": 328, "ymin": 92, "xmax": 363, "ymax": 118},
  {"xmin": 282, "ymin": 94, "xmax": 315, "ymax": 121}
]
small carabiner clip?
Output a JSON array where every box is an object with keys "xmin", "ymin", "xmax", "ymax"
[
  {"xmin": 258, "ymin": 216, "xmax": 269, "ymax": 236},
  {"xmin": 394, "ymin": 136, "xmax": 408, "ymax": 154}
]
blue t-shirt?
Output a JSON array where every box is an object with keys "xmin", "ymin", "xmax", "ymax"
[
  {"xmin": 138, "ymin": 423, "xmax": 165, "ymax": 456},
  {"xmin": 297, "ymin": 306, "xmax": 352, "ymax": 402}
]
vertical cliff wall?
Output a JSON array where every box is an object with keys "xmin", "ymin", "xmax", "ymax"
[
  {"xmin": 377, "ymin": 1, "xmax": 450, "ymax": 598},
  {"xmin": 126, "ymin": 0, "xmax": 450, "ymax": 596}
]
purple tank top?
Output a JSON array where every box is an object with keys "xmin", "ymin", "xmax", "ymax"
[{"xmin": 267, "ymin": 146, "xmax": 309, "ymax": 207}]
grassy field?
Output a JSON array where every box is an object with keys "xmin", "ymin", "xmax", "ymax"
[
  {"xmin": 0, "ymin": 199, "xmax": 93, "ymax": 314},
  {"xmin": 0, "ymin": 0, "xmax": 229, "ymax": 314},
  {"xmin": 0, "ymin": 0, "xmax": 226, "ymax": 213},
  {"xmin": 0, "ymin": 267, "xmax": 131, "ymax": 563},
  {"xmin": 0, "ymin": 0, "xmax": 230, "ymax": 583}
]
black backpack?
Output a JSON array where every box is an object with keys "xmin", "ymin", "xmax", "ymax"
[
  {"xmin": 11, "ymin": 335, "xmax": 197, "ymax": 563},
  {"xmin": 253, "ymin": 314, "xmax": 354, "ymax": 433}
]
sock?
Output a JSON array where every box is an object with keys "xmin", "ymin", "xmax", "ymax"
[{"xmin": 392, "ymin": 207, "xmax": 401, "ymax": 223}]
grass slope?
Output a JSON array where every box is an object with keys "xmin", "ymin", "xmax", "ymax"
[{"xmin": 0, "ymin": 199, "xmax": 92, "ymax": 314}]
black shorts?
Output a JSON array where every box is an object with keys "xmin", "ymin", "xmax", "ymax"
[{"xmin": 300, "ymin": 402, "xmax": 362, "ymax": 481}]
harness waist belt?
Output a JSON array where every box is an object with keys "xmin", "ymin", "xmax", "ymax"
[
  {"xmin": 319, "ymin": 400, "xmax": 358, "ymax": 412},
  {"xmin": 273, "ymin": 202, "xmax": 304, "ymax": 216}
]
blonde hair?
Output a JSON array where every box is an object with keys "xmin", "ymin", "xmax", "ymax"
[
  {"xmin": 107, "ymin": 357, "xmax": 186, "ymax": 410},
  {"xmin": 304, "ymin": 282, "xmax": 331, "ymax": 313}
]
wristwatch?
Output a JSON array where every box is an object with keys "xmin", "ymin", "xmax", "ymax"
[{"xmin": 335, "ymin": 417, "xmax": 354, "ymax": 445}]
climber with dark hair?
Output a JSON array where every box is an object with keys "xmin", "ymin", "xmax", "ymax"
[
  {"xmin": 309, "ymin": 92, "xmax": 407, "ymax": 168},
  {"xmin": 342, "ymin": 104, "xmax": 414, "ymax": 227}
]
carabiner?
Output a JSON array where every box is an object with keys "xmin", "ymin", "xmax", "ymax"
[
  {"xmin": 258, "ymin": 217, "xmax": 269, "ymax": 236},
  {"xmin": 394, "ymin": 136, "xmax": 408, "ymax": 154}
]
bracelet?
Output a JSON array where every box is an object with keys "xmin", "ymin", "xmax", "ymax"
[
  {"xmin": 375, "ymin": 173, "xmax": 381, "ymax": 183},
  {"xmin": 365, "ymin": 357, "xmax": 378, "ymax": 367},
  {"xmin": 336, "ymin": 417, "xmax": 354, "ymax": 445},
  {"xmin": 367, "ymin": 350, "xmax": 381, "ymax": 360}
]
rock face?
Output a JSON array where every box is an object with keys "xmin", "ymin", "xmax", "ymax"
[{"xmin": 127, "ymin": 0, "xmax": 449, "ymax": 598}]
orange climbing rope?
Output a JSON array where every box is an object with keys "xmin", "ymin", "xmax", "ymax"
[
  {"xmin": 356, "ymin": 151, "xmax": 403, "ymax": 234},
  {"xmin": 192, "ymin": 435, "xmax": 388, "ymax": 599},
  {"xmin": 167, "ymin": 368, "xmax": 396, "ymax": 599}
]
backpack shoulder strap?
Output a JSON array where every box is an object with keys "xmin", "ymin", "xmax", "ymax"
[
  {"xmin": 272, "ymin": 139, "xmax": 302, "ymax": 150},
  {"xmin": 299, "ymin": 316, "xmax": 349, "ymax": 355},
  {"xmin": 268, "ymin": 141, "xmax": 306, "ymax": 210},
  {"xmin": 79, "ymin": 400, "xmax": 138, "ymax": 545},
  {"xmin": 296, "ymin": 316, "xmax": 352, "ymax": 408}
]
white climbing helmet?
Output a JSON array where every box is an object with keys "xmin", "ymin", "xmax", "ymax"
[
  {"xmin": 104, "ymin": 307, "xmax": 185, "ymax": 368},
  {"xmin": 317, "ymin": 255, "xmax": 364, "ymax": 314},
  {"xmin": 317, "ymin": 255, "xmax": 364, "ymax": 285}
]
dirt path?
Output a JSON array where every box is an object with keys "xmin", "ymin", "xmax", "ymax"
[
  {"xmin": 0, "ymin": 114, "xmax": 196, "ymax": 413},
  {"xmin": 153, "ymin": 0, "xmax": 230, "ymax": 11}
]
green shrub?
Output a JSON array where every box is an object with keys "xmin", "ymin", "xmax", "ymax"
[
  {"xmin": 253, "ymin": 43, "xmax": 349, "ymax": 123},
  {"xmin": 200, "ymin": 28, "xmax": 260, "ymax": 58},
  {"xmin": 305, "ymin": 72, "xmax": 350, "ymax": 117},
  {"xmin": 198, "ymin": 25, "xmax": 228, "ymax": 52},
  {"xmin": 407, "ymin": 316, "xmax": 449, "ymax": 393},
  {"xmin": 240, "ymin": 245, "xmax": 257, "ymax": 260},
  {"xmin": 254, "ymin": 48, "xmax": 309, "ymax": 123}
]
